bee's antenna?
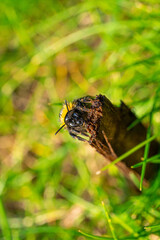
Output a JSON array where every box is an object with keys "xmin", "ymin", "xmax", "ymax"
[
  {"xmin": 65, "ymin": 100, "xmax": 69, "ymax": 112},
  {"xmin": 55, "ymin": 124, "xmax": 65, "ymax": 135}
]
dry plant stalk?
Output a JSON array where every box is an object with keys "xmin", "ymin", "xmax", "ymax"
[{"xmin": 82, "ymin": 94, "xmax": 159, "ymax": 180}]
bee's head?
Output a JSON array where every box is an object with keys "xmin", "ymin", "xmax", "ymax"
[
  {"xmin": 64, "ymin": 109, "xmax": 84, "ymax": 127},
  {"xmin": 55, "ymin": 100, "xmax": 85, "ymax": 135}
]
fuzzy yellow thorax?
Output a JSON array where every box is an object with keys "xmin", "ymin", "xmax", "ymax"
[{"xmin": 59, "ymin": 102, "xmax": 73, "ymax": 126}]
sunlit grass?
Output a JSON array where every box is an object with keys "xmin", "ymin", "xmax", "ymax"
[
  {"xmin": 0, "ymin": 0, "xmax": 160, "ymax": 239},
  {"xmin": 96, "ymin": 135, "xmax": 158, "ymax": 174}
]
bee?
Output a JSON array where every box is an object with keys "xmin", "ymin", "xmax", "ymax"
[{"xmin": 55, "ymin": 98, "xmax": 90, "ymax": 141}]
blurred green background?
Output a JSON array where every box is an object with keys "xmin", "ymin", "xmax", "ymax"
[{"xmin": 0, "ymin": 0, "xmax": 160, "ymax": 239}]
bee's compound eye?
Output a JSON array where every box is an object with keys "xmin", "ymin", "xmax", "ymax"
[
  {"xmin": 64, "ymin": 113, "xmax": 69, "ymax": 122},
  {"xmin": 65, "ymin": 110, "xmax": 84, "ymax": 127},
  {"xmin": 75, "ymin": 119, "xmax": 83, "ymax": 125},
  {"xmin": 72, "ymin": 112, "xmax": 83, "ymax": 125},
  {"xmin": 72, "ymin": 112, "xmax": 79, "ymax": 119}
]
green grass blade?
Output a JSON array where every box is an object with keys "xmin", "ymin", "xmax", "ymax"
[
  {"xmin": 0, "ymin": 197, "xmax": 12, "ymax": 240},
  {"xmin": 96, "ymin": 135, "xmax": 157, "ymax": 174},
  {"xmin": 131, "ymin": 154, "xmax": 160, "ymax": 169},
  {"xmin": 112, "ymin": 214, "xmax": 139, "ymax": 237},
  {"xmin": 79, "ymin": 230, "xmax": 116, "ymax": 240},
  {"xmin": 144, "ymin": 224, "xmax": 160, "ymax": 231},
  {"xmin": 102, "ymin": 201, "xmax": 118, "ymax": 240},
  {"xmin": 140, "ymin": 94, "xmax": 158, "ymax": 191},
  {"xmin": 127, "ymin": 106, "xmax": 160, "ymax": 131},
  {"xmin": 139, "ymin": 126, "xmax": 152, "ymax": 191}
]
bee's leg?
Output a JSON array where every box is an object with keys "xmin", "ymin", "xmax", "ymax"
[
  {"xmin": 69, "ymin": 132, "xmax": 77, "ymax": 139},
  {"xmin": 69, "ymin": 128, "xmax": 88, "ymax": 141},
  {"xmin": 75, "ymin": 97, "xmax": 92, "ymax": 112},
  {"xmin": 69, "ymin": 132, "xmax": 86, "ymax": 141},
  {"xmin": 81, "ymin": 131, "xmax": 89, "ymax": 137},
  {"xmin": 76, "ymin": 135, "xmax": 87, "ymax": 141},
  {"xmin": 69, "ymin": 128, "xmax": 89, "ymax": 138},
  {"xmin": 76, "ymin": 106, "xmax": 90, "ymax": 113}
]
